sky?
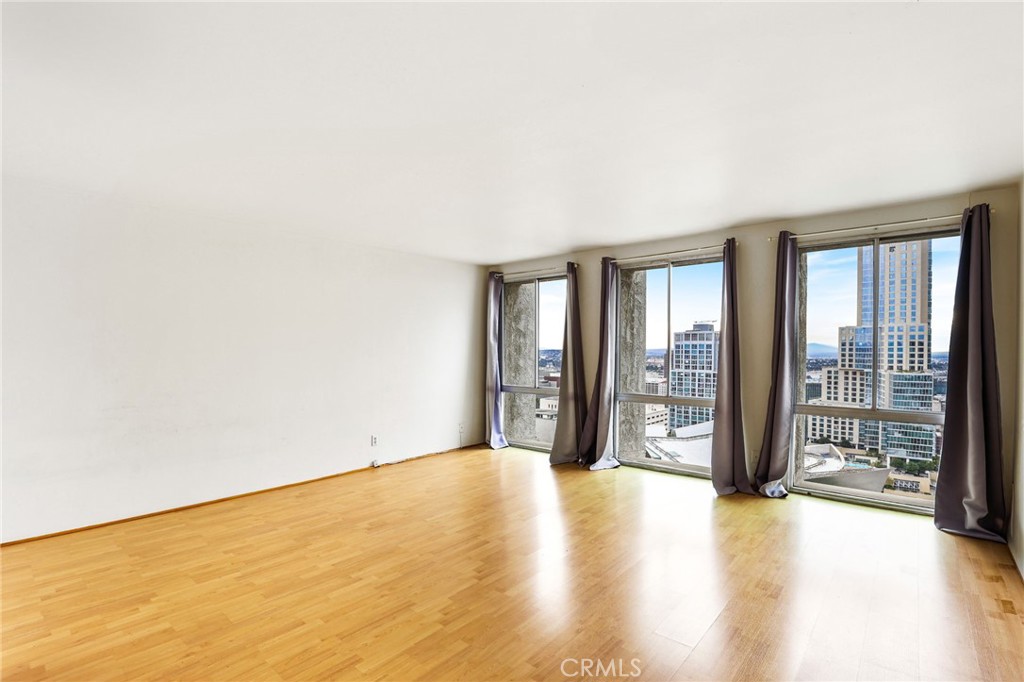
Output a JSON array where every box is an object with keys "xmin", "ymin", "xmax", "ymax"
[
  {"xmin": 538, "ymin": 279, "xmax": 567, "ymax": 349},
  {"xmin": 644, "ymin": 262, "xmax": 723, "ymax": 348},
  {"xmin": 535, "ymin": 235, "xmax": 959, "ymax": 352}
]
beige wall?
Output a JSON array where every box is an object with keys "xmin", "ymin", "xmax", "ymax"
[
  {"xmin": 1012, "ymin": 180, "xmax": 1024, "ymax": 575},
  {"xmin": 495, "ymin": 185, "xmax": 1021, "ymax": 563}
]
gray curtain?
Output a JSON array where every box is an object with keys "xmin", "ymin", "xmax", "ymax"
[
  {"xmin": 580, "ymin": 257, "xmax": 619, "ymax": 470},
  {"xmin": 711, "ymin": 238, "xmax": 754, "ymax": 495},
  {"xmin": 551, "ymin": 263, "xmax": 587, "ymax": 464},
  {"xmin": 754, "ymin": 231, "xmax": 797, "ymax": 497},
  {"xmin": 485, "ymin": 272, "xmax": 508, "ymax": 449},
  {"xmin": 934, "ymin": 204, "xmax": 1007, "ymax": 542}
]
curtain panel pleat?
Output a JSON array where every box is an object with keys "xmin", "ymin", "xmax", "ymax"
[
  {"xmin": 754, "ymin": 231, "xmax": 798, "ymax": 497},
  {"xmin": 485, "ymin": 272, "xmax": 509, "ymax": 449},
  {"xmin": 580, "ymin": 257, "xmax": 620, "ymax": 470},
  {"xmin": 934, "ymin": 204, "xmax": 1007, "ymax": 542},
  {"xmin": 711, "ymin": 238, "xmax": 754, "ymax": 495},
  {"xmin": 551, "ymin": 263, "xmax": 587, "ymax": 464}
]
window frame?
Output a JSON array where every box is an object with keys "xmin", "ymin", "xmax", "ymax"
[
  {"xmin": 613, "ymin": 251, "xmax": 724, "ymax": 477},
  {"xmin": 500, "ymin": 274, "xmax": 565, "ymax": 395},
  {"xmin": 791, "ymin": 224, "xmax": 961, "ymax": 512},
  {"xmin": 500, "ymin": 274, "xmax": 566, "ymax": 450}
]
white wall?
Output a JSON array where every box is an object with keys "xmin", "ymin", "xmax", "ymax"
[
  {"xmin": 2, "ymin": 176, "xmax": 487, "ymax": 542},
  {"xmin": 496, "ymin": 186, "xmax": 1021, "ymax": 564}
]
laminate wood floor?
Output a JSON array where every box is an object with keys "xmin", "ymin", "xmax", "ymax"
[{"xmin": 3, "ymin": 446, "xmax": 1022, "ymax": 681}]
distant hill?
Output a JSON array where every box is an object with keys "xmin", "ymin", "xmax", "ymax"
[{"xmin": 807, "ymin": 343, "xmax": 838, "ymax": 358}]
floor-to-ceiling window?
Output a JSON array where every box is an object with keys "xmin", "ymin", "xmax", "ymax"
[
  {"xmin": 794, "ymin": 228, "xmax": 960, "ymax": 510},
  {"xmin": 615, "ymin": 254, "xmax": 723, "ymax": 475},
  {"xmin": 502, "ymin": 276, "xmax": 566, "ymax": 451}
]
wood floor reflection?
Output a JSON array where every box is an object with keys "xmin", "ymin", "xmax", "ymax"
[{"xmin": 3, "ymin": 446, "xmax": 1022, "ymax": 681}]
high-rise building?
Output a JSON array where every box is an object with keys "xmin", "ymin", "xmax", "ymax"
[
  {"xmin": 669, "ymin": 322, "xmax": 718, "ymax": 428},
  {"xmin": 809, "ymin": 241, "xmax": 937, "ymax": 459},
  {"xmin": 863, "ymin": 242, "xmax": 932, "ymax": 372}
]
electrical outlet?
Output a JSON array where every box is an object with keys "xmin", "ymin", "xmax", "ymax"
[
  {"xmin": 371, "ymin": 435, "xmax": 378, "ymax": 447},
  {"xmin": 459, "ymin": 423, "xmax": 464, "ymax": 433}
]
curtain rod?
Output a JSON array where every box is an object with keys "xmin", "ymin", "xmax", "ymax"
[
  {"xmin": 612, "ymin": 243, "xmax": 723, "ymax": 266},
  {"xmin": 787, "ymin": 212, "xmax": 974, "ymax": 242},
  {"xmin": 496, "ymin": 265, "xmax": 569, "ymax": 281}
]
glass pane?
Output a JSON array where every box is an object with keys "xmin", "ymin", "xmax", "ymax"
[
  {"xmin": 616, "ymin": 402, "xmax": 713, "ymax": 471},
  {"xmin": 802, "ymin": 245, "xmax": 873, "ymax": 409},
  {"xmin": 502, "ymin": 281, "xmax": 536, "ymax": 387},
  {"xmin": 669, "ymin": 261, "xmax": 722, "ymax": 405},
  {"xmin": 618, "ymin": 266, "xmax": 668, "ymax": 395},
  {"xmin": 797, "ymin": 414, "xmax": 940, "ymax": 506},
  {"xmin": 874, "ymin": 235, "xmax": 959, "ymax": 414},
  {"xmin": 537, "ymin": 279, "xmax": 566, "ymax": 389},
  {"xmin": 503, "ymin": 392, "xmax": 557, "ymax": 450}
]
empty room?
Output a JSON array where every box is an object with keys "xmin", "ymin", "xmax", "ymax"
[{"xmin": 3, "ymin": 2, "xmax": 1024, "ymax": 681}]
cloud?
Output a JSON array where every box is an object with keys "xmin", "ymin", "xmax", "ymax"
[{"xmin": 538, "ymin": 293, "xmax": 566, "ymax": 349}]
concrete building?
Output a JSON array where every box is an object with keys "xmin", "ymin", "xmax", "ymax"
[
  {"xmin": 645, "ymin": 379, "xmax": 667, "ymax": 396},
  {"xmin": 645, "ymin": 404, "xmax": 669, "ymax": 426}
]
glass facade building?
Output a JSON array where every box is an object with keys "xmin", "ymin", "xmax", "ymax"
[{"xmin": 668, "ymin": 323, "xmax": 718, "ymax": 428}]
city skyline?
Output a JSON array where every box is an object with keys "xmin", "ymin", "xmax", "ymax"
[
  {"xmin": 808, "ymin": 236, "xmax": 945, "ymax": 463},
  {"xmin": 807, "ymin": 235, "xmax": 959, "ymax": 352},
  {"xmin": 534, "ymin": 234, "xmax": 960, "ymax": 352}
]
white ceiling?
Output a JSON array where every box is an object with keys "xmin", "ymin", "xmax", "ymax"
[{"xmin": 4, "ymin": 2, "xmax": 1022, "ymax": 265}]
